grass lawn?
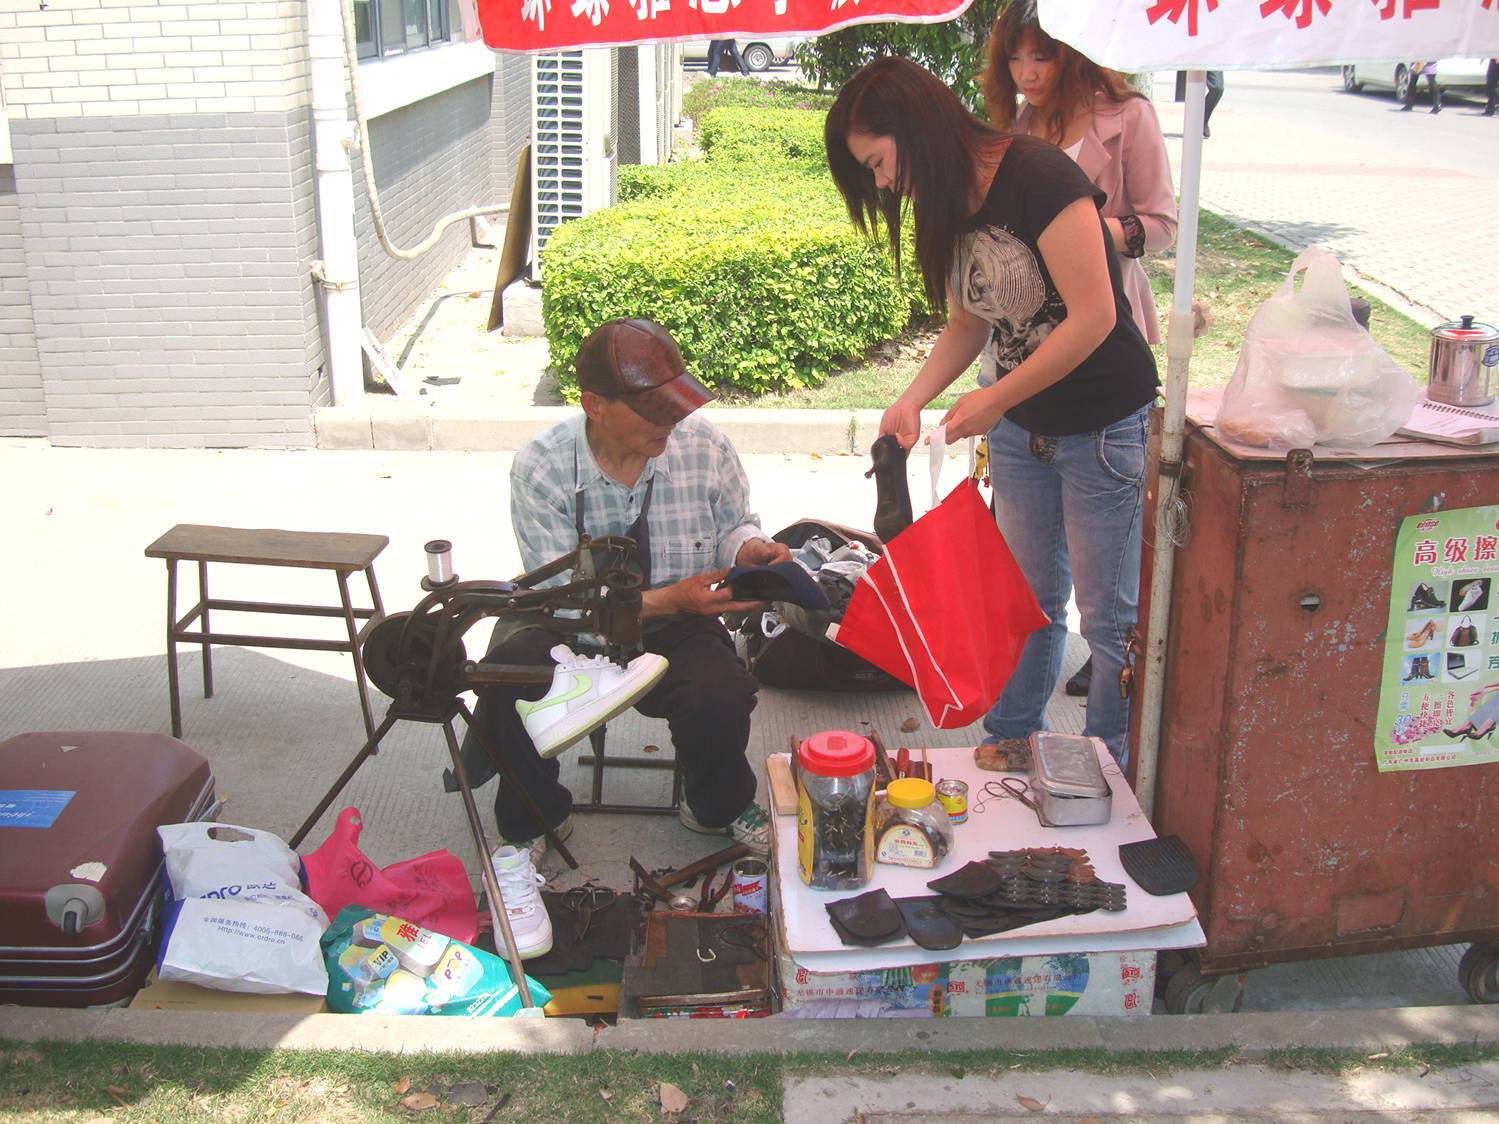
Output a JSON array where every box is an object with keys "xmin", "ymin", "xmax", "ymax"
[
  {"xmin": 3, "ymin": 1039, "xmax": 1495, "ymax": 1122},
  {"xmin": 727, "ymin": 209, "xmax": 1433, "ymax": 412}
]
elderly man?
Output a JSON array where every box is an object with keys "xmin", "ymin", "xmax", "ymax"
[{"xmin": 479, "ymin": 318, "xmax": 789, "ymax": 879}]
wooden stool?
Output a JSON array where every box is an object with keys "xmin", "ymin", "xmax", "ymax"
[{"xmin": 144, "ymin": 524, "xmax": 388, "ymax": 739}]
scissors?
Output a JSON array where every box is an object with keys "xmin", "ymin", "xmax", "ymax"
[{"xmin": 560, "ymin": 881, "xmax": 616, "ymax": 942}]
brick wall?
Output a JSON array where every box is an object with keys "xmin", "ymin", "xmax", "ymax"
[
  {"xmin": 1, "ymin": 0, "xmax": 309, "ymax": 120},
  {"xmin": 354, "ymin": 74, "xmax": 497, "ymax": 342},
  {"xmin": 13, "ymin": 113, "xmax": 321, "ymax": 447},
  {"xmin": 0, "ymin": 166, "xmax": 46, "ymax": 437},
  {"xmin": 494, "ymin": 52, "xmax": 531, "ymax": 204},
  {"xmin": 0, "ymin": 0, "xmax": 520, "ymax": 445}
]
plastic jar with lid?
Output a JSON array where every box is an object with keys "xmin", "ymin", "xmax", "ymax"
[
  {"xmin": 873, "ymin": 778, "xmax": 954, "ymax": 868},
  {"xmin": 795, "ymin": 730, "xmax": 875, "ymax": 890}
]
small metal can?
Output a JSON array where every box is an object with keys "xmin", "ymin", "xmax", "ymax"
[
  {"xmin": 732, "ymin": 858, "xmax": 768, "ymax": 914},
  {"xmin": 935, "ymin": 778, "xmax": 969, "ymax": 824}
]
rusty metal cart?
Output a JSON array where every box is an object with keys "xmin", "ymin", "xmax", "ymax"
[{"xmin": 1137, "ymin": 396, "xmax": 1499, "ymax": 1013}]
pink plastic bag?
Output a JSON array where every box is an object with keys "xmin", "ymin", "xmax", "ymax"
[{"xmin": 302, "ymin": 808, "xmax": 478, "ymax": 944}]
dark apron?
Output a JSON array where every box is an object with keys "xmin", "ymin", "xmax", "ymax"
[
  {"xmin": 446, "ymin": 468, "xmax": 658, "ymax": 792},
  {"xmin": 577, "ymin": 472, "xmax": 654, "ymax": 590}
]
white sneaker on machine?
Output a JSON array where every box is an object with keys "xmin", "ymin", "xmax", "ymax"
[
  {"xmin": 515, "ymin": 645, "xmax": 668, "ymax": 759},
  {"xmin": 488, "ymin": 844, "xmax": 552, "ymax": 959}
]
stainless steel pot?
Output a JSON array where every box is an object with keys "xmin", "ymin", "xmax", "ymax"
[{"xmin": 1428, "ymin": 315, "xmax": 1498, "ymax": 407}]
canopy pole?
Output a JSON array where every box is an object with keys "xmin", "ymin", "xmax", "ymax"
[{"xmin": 1135, "ymin": 71, "xmax": 1206, "ymax": 822}]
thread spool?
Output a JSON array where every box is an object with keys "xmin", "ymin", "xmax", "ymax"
[{"xmin": 424, "ymin": 539, "xmax": 455, "ymax": 586}]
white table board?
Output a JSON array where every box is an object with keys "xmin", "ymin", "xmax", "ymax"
[{"xmin": 771, "ymin": 745, "xmax": 1205, "ymax": 973}]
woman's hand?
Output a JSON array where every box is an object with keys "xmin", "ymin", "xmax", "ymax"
[
  {"xmin": 880, "ymin": 285, "xmax": 990, "ymax": 452},
  {"xmin": 879, "ymin": 396, "xmax": 923, "ymax": 451},
  {"xmin": 940, "ymin": 385, "xmax": 1006, "ymax": 442}
]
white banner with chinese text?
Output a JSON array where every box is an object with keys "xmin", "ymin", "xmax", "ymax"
[{"xmin": 1038, "ymin": 0, "xmax": 1499, "ymax": 72}]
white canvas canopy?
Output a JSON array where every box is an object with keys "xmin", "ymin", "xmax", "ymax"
[{"xmin": 1036, "ymin": 0, "xmax": 1499, "ymax": 817}]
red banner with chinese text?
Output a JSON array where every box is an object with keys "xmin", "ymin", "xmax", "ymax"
[{"xmin": 477, "ymin": 0, "xmax": 974, "ymax": 54}]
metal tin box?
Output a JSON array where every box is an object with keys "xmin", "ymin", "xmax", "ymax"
[{"xmin": 1028, "ymin": 732, "xmax": 1112, "ymax": 827}]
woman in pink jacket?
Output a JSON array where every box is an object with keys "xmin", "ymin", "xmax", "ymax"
[
  {"xmin": 981, "ymin": 1, "xmax": 1177, "ymax": 347},
  {"xmin": 978, "ymin": 0, "xmax": 1178, "ymax": 705}
]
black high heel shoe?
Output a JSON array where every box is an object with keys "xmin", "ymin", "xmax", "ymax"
[{"xmin": 866, "ymin": 434, "xmax": 913, "ymax": 545}]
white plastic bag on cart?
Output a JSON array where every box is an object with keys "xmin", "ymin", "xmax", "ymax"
[{"xmin": 1216, "ymin": 247, "xmax": 1417, "ymax": 448}]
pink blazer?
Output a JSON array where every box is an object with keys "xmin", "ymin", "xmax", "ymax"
[{"xmin": 1017, "ymin": 94, "xmax": 1177, "ymax": 344}]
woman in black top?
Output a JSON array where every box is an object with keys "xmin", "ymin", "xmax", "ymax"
[{"xmin": 824, "ymin": 56, "xmax": 1158, "ymax": 766}]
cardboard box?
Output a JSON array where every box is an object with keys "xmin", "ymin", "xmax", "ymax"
[
  {"xmin": 128, "ymin": 971, "xmax": 327, "ymax": 1014},
  {"xmin": 776, "ymin": 947, "xmax": 1155, "ymax": 1017}
]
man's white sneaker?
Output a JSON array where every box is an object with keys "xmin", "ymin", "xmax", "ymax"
[
  {"xmin": 488, "ymin": 844, "xmax": 553, "ymax": 959},
  {"xmin": 679, "ymin": 798, "xmax": 771, "ymax": 856},
  {"xmin": 1457, "ymin": 580, "xmax": 1485, "ymax": 612},
  {"xmin": 516, "ymin": 645, "xmax": 669, "ymax": 759},
  {"xmin": 509, "ymin": 812, "xmax": 575, "ymax": 871}
]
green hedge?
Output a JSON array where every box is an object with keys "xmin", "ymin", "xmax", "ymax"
[
  {"xmin": 698, "ymin": 106, "xmax": 828, "ymax": 168},
  {"xmin": 542, "ymin": 101, "xmax": 924, "ymax": 399},
  {"xmin": 541, "ymin": 179, "xmax": 910, "ymax": 399}
]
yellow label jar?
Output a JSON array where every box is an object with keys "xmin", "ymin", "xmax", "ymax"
[{"xmin": 874, "ymin": 778, "xmax": 954, "ymax": 869}]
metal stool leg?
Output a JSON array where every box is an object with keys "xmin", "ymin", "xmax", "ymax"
[
  {"xmin": 198, "ymin": 559, "xmax": 213, "ymax": 701},
  {"xmin": 336, "ymin": 570, "xmax": 378, "ymax": 741},
  {"xmin": 165, "ymin": 559, "xmax": 183, "ymax": 738},
  {"xmin": 588, "ymin": 725, "xmax": 607, "ymax": 805},
  {"xmin": 364, "ymin": 563, "xmax": 385, "ymax": 618}
]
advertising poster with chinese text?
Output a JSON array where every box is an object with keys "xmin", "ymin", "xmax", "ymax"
[{"xmin": 1375, "ymin": 505, "xmax": 1499, "ymax": 772}]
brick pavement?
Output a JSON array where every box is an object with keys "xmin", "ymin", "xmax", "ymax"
[{"xmin": 1150, "ymin": 69, "xmax": 1498, "ymax": 331}]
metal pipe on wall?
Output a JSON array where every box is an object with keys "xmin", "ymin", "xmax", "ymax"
[{"xmin": 307, "ymin": 0, "xmax": 365, "ymax": 407}]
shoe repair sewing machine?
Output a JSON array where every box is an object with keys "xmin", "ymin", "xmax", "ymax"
[{"xmin": 288, "ymin": 534, "xmax": 646, "ymax": 1009}]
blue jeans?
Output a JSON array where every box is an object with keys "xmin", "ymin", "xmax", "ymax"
[{"xmin": 980, "ymin": 405, "xmax": 1149, "ymax": 768}]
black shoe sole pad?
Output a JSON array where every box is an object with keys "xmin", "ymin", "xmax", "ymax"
[
  {"xmin": 894, "ymin": 896, "xmax": 963, "ymax": 951},
  {"xmin": 1118, "ymin": 835, "xmax": 1199, "ymax": 896}
]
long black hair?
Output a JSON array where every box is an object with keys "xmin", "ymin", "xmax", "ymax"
[{"xmin": 824, "ymin": 55, "xmax": 1010, "ymax": 315}]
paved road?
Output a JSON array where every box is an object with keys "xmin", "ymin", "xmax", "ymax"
[{"xmin": 1150, "ymin": 67, "xmax": 1498, "ymax": 331}]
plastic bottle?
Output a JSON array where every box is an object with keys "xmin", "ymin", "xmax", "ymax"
[
  {"xmin": 873, "ymin": 777, "xmax": 954, "ymax": 869},
  {"xmin": 795, "ymin": 730, "xmax": 875, "ymax": 890}
]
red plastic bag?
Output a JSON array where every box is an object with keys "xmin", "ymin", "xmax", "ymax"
[
  {"xmin": 302, "ymin": 807, "xmax": 478, "ymax": 943},
  {"xmin": 829, "ymin": 478, "xmax": 1046, "ymax": 728}
]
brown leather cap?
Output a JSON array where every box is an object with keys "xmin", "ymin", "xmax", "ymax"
[{"xmin": 575, "ymin": 318, "xmax": 714, "ymax": 426}]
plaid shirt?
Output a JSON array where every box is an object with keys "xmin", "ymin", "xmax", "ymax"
[{"xmin": 510, "ymin": 412, "xmax": 769, "ymax": 589}]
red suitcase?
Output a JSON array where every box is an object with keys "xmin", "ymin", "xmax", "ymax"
[{"xmin": 0, "ymin": 731, "xmax": 217, "ymax": 1007}]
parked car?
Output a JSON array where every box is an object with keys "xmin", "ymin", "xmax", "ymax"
[
  {"xmin": 1341, "ymin": 58, "xmax": 1490, "ymax": 102},
  {"xmin": 682, "ymin": 38, "xmax": 804, "ymax": 72}
]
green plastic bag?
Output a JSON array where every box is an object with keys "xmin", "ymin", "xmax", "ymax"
[{"xmin": 321, "ymin": 906, "xmax": 551, "ymax": 1016}]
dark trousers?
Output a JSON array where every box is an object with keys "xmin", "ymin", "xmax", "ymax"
[
  {"xmin": 1403, "ymin": 69, "xmax": 1441, "ymax": 111},
  {"xmin": 481, "ymin": 615, "xmax": 759, "ymax": 841},
  {"xmin": 706, "ymin": 40, "xmax": 746, "ymax": 77},
  {"xmin": 1203, "ymin": 71, "xmax": 1224, "ymax": 134},
  {"xmin": 1175, "ymin": 71, "xmax": 1224, "ymax": 136}
]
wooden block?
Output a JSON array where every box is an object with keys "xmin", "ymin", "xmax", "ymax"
[{"xmin": 766, "ymin": 753, "xmax": 798, "ymax": 816}]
